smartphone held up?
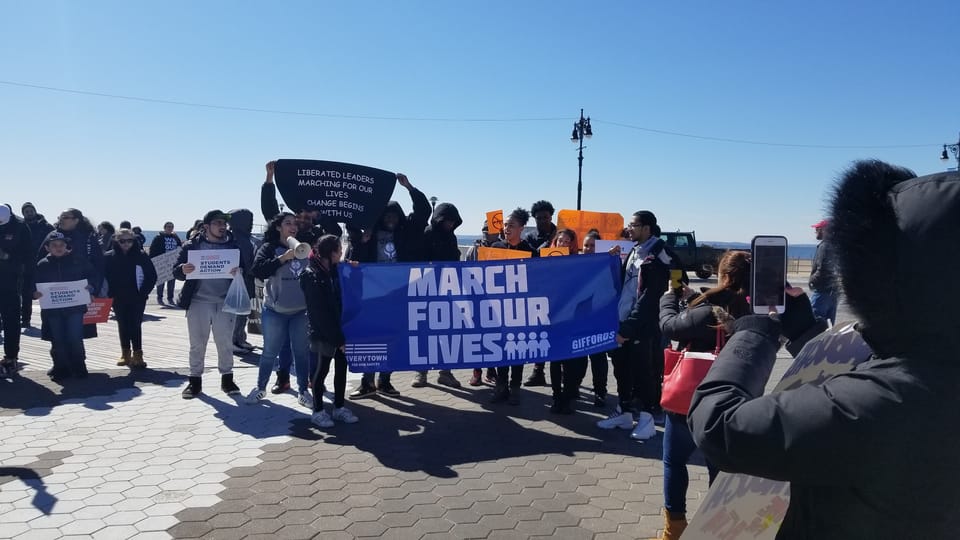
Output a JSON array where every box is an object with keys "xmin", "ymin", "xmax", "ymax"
[{"xmin": 751, "ymin": 235, "xmax": 788, "ymax": 314}]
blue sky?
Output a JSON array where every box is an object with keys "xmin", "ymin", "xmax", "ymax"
[{"xmin": 2, "ymin": 1, "xmax": 958, "ymax": 244}]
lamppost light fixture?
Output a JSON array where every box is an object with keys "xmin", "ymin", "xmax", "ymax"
[
  {"xmin": 942, "ymin": 147, "xmax": 950, "ymax": 161},
  {"xmin": 569, "ymin": 108, "xmax": 595, "ymax": 210}
]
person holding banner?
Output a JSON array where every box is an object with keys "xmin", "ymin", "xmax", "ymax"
[
  {"xmin": 34, "ymin": 231, "xmax": 100, "ymax": 380},
  {"xmin": 489, "ymin": 207, "xmax": 538, "ymax": 405},
  {"xmin": 246, "ymin": 212, "xmax": 314, "ymax": 407},
  {"xmin": 466, "ymin": 220, "xmax": 501, "ymax": 386},
  {"xmin": 582, "ymin": 230, "xmax": 610, "ymax": 407},
  {"xmin": 149, "ymin": 221, "xmax": 183, "ymax": 305},
  {"xmin": 653, "ymin": 251, "xmax": 748, "ymax": 539},
  {"xmin": 598, "ymin": 211, "xmax": 670, "ymax": 440},
  {"xmin": 346, "ymin": 172, "xmax": 430, "ymax": 399},
  {"xmin": 548, "ymin": 229, "xmax": 588, "ymax": 414},
  {"xmin": 411, "ymin": 201, "xmax": 465, "ymax": 389},
  {"xmin": 174, "ymin": 210, "xmax": 244, "ymax": 399},
  {"xmin": 689, "ymin": 162, "xmax": 960, "ymax": 539},
  {"xmin": 0, "ymin": 205, "xmax": 33, "ymax": 375},
  {"xmin": 522, "ymin": 200, "xmax": 557, "ymax": 387},
  {"xmin": 104, "ymin": 229, "xmax": 157, "ymax": 369},
  {"xmin": 301, "ymin": 234, "xmax": 359, "ymax": 428}
]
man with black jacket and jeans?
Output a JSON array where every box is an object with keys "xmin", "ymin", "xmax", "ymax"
[
  {"xmin": 597, "ymin": 210, "xmax": 670, "ymax": 441},
  {"xmin": 20, "ymin": 202, "xmax": 52, "ymax": 330},
  {"xmin": 0, "ymin": 205, "xmax": 33, "ymax": 375},
  {"xmin": 347, "ymin": 172, "xmax": 430, "ymax": 398},
  {"xmin": 149, "ymin": 221, "xmax": 183, "ymax": 305},
  {"xmin": 523, "ymin": 200, "xmax": 557, "ymax": 387},
  {"xmin": 175, "ymin": 210, "xmax": 246, "ymax": 399}
]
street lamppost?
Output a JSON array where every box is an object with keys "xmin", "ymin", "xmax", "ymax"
[
  {"xmin": 570, "ymin": 109, "xmax": 593, "ymax": 211},
  {"xmin": 429, "ymin": 196, "xmax": 438, "ymax": 211},
  {"xmin": 941, "ymin": 132, "xmax": 960, "ymax": 172}
]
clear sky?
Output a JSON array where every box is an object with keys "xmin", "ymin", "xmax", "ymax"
[{"xmin": 2, "ymin": 1, "xmax": 958, "ymax": 245}]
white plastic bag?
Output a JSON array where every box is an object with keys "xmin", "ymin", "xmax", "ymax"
[{"xmin": 222, "ymin": 273, "xmax": 251, "ymax": 315}]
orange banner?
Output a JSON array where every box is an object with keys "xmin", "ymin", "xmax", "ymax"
[
  {"xmin": 556, "ymin": 210, "xmax": 625, "ymax": 243},
  {"xmin": 477, "ymin": 246, "xmax": 533, "ymax": 261},
  {"xmin": 486, "ymin": 210, "xmax": 504, "ymax": 234},
  {"xmin": 83, "ymin": 297, "xmax": 113, "ymax": 325},
  {"xmin": 540, "ymin": 246, "xmax": 569, "ymax": 257}
]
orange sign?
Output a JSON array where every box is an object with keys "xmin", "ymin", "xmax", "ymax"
[
  {"xmin": 477, "ymin": 246, "xmax": 533, "ymax": 261},
  {"xmin": 83, "ymin": 297, "xmax": 113, "ymax": 324},
  {"xmin": 556, "ymin": 210, "xmax": 625, "ymax": 243},
  {"xmin": 540, "ymin": 247, "xmax": 569, "ymax": 257},
  {"xmin": 486, "ymin": 210, "xmax": 504, "ymax": 234}
]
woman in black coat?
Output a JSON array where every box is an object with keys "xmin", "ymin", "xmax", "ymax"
[{"xmin": 104, "ymin": 229, "xmax": 157, "ymax": 368}]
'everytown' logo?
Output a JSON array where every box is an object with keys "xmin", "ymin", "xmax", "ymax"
[{"xmin": 571, "ymin": 331, "xmax": 616, "ymax": 353}]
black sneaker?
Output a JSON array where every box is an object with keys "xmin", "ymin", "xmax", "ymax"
[
  {"xmin": 221, "ymin": 374, "xmax": 241, "ymax": 395},
  {"xmin": 594, "ymin": 393, "xmax": 607, "ymax": 408},
  {"xmin": 550, "ymin": 400, "xmax": 564, "ymax": 414},
  {"xmin": 489, "ymin": 388, "xmax": 510, "ymax": 403},
  {"xmin": 157, "ymin": 296, "xmax": 164, "ymax": 305},
  {"xmin": 523, "ymin": 370, "xmax": 547, "ymax": 387},
  {"xmin": 349, "ymin": 384, "xmax": 377, "ymax": 400},
  {"xmin": 270, "ymin": 371, "xmax": 290, "ymax": 394},
  {"xmin": 377, "ymin": 382, "xmax": 400, "ymax": 396},
  {"xmin": 508, "ymin": 390, "xmax": 520, "ymax": 406},
  {"xmin": 182, "ymin": 376, "xmax": 202, "ymax": 399}
]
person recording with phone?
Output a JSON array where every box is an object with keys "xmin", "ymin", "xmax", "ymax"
[
  {"xmin": 653, "ymin": 250, "xmax": 750, "ymax": 539},
  {"xmin": 688, "ymin": 161, "xmax": 960, "ymax": 538}
]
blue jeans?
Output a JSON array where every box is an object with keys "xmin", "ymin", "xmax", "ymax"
[
  {"xmin": 257, "ymin": 307, "xmax": 311, "ymax": 393},
  {"xmin": 810, "ymin": 290, "xmax": 838, "ymax": 323},
  {"xmin": 45, "ymin": 309, "xmax": 86, "ymax": 375},
  {"xmin": 663, "ymin": 412, "xmax": 717, "ymax": 515}
]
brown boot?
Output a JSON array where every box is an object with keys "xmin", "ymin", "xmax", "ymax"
[
  {"xmin": 117, "ymin": 349, "xmax": 131, "ymax": 367},
  {"xmin": 660, "ymin": 509, "xmax": 687, "ymax": 540},
  {"xmin": 129, "ymin": 350, "xmax": 147, "ymax": 369}
]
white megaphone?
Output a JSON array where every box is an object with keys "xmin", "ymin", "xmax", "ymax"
[{"xmin": 286, "ymin": 237, "xmax": 311, "ymax": 259}]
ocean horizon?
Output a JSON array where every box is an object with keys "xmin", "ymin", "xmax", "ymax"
[{"xmin": 142, "ymin": 231, "xmax": 817, "ymax": 260}]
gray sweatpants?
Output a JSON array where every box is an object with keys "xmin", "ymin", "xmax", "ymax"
[{"xmin": 187, "ymin": 301, "xmax": 236, "ymax": 377}]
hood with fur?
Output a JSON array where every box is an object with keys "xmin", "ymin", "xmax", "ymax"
[{"xmin": 828, "ymin": 160, "xmax": 960, "ymax": 357}]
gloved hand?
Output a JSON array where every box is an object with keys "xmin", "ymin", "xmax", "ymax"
[{"xmin": 780, "ymin": 290, "xmax": 818, "ymax": 341}]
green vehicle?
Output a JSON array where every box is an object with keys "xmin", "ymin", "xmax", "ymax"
[{"xmin": 660, "ymin": 231, "xmax": 729, "ymax": 279}]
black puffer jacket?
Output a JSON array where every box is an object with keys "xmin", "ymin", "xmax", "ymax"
[
  {"xmin": 689, "ymin": 162, "xmax": 960, "ymax": 539},
  {"xmin": 422, "ymin": 203, "xmax": 463, "ymax": 262},
  {"xmin": 0, "ymin": 216, "xmax": 33, "ymax": 292},
  {"xmin": 104, "ymin": 242, "xmax": 158, "ymax": 302},
  {"xmin": 299, "ymin": 257, "xmax": 344, "ymax": 349},
  {"xmin": 659, "ymin": 290, "xmax": 731, "ymax": 353},
  {"xmin": 35, "ymin": 252, "xmax": 100, "ymax": 315}
]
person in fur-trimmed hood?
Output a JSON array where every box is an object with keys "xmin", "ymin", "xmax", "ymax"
[{"xmin": 688, "ymin": 160, "xmax": 960, "ymax": 539}]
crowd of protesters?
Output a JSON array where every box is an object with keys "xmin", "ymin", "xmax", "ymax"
[{"xmin": 6, "ymin": 159, "xmax": 958, "ymax": 538}]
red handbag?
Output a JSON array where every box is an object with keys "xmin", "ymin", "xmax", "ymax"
[{"xmin": 661, "ymin": 327, "xmax": 725, "ymax": 415}]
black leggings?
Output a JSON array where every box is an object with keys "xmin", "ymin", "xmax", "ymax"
[
  {"xmin": 114, "ymin": 298, "xmax": 146, "ymax": 351},
  {"xmin": 550, "ymin": 357, "xmax": 587, "ymax": 400},
  {"xmin": 313, "ymin": 349, "xmax": 347, "ymax": 410}
]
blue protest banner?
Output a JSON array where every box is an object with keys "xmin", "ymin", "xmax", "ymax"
[{"xmin": 339, "ymin": 254, "xmax": 622, "ymax": 373}]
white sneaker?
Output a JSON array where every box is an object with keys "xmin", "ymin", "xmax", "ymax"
[
  {"xmin": 311, "ymin": 410, "xmax": 334, "ymax": 428},
  {"xmin": 297, "ymin": 390, "xmax": 312, "ymax": 408},
  {"xmin": 596, "ymin": 406, "xmax": 635, "ymax": 430},
  {"xmin": 630, "ymin": 411, "xmax": 656, "ymax": 440},
  {"xmin": 331, "ymin": 406, "xmax": 359, "ymax": 424},
  {"xmin": 245, "ymin": 387, "xmax": 265, "ymax": 404}
]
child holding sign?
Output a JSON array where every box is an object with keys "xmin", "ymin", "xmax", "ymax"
[{"xmin": 34, "ymin": 231, "xmax": 101, "ymax": 380}]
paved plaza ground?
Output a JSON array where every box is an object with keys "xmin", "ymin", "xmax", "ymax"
[{"xmin": 0, "ymin": 275, "xmax": 832, "ymax": 539}]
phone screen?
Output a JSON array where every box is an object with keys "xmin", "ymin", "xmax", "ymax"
[{"xmin": 753, "ymin": 243, "xmax": 786, "ymax": 309}]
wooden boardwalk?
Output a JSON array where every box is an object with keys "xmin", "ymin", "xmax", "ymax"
[{"xmin": 12, "ymin": 299, "xmax": 265, "ymax": 374}]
